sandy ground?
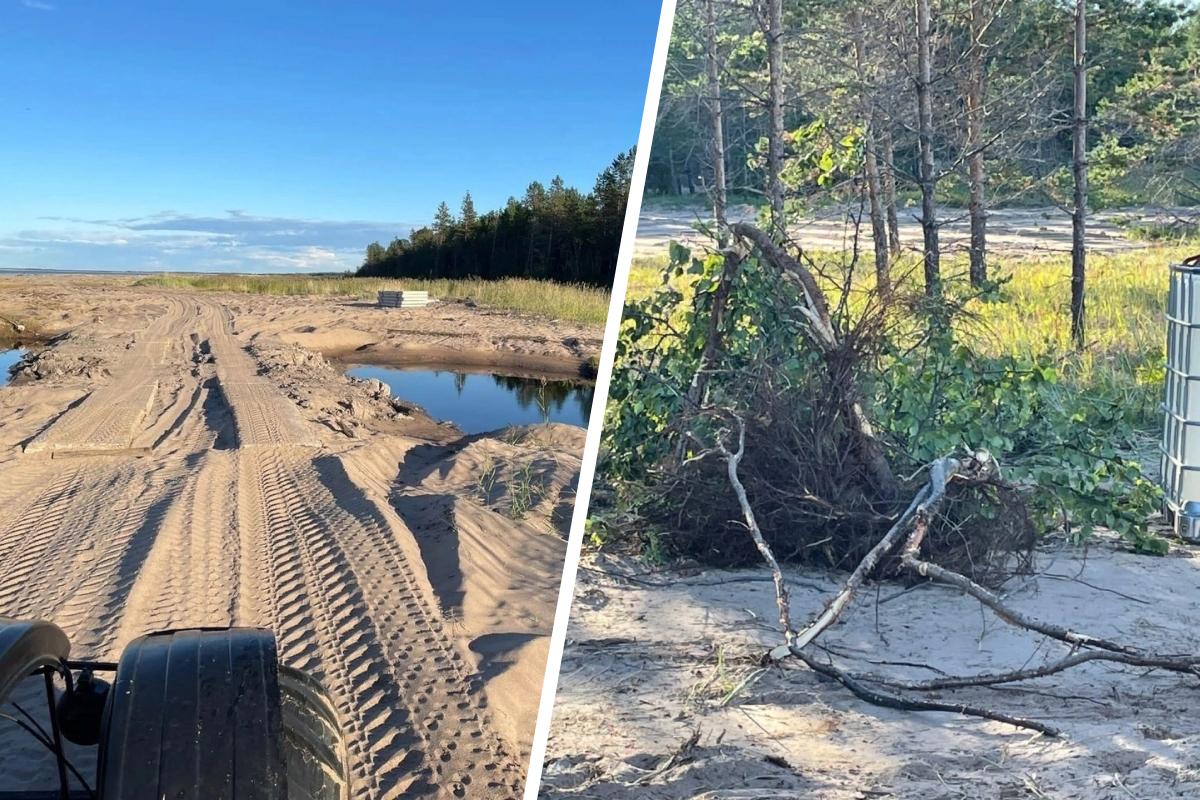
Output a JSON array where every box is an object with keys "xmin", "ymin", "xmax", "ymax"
[
  {"xmin": 228, "ymin": 292, "xmax": 602, "ymax": 379},
  {"xmin": 0, "ymin": 276, "xmax": 594, "ymax": 800},
  {"xmin": 541, "ymin": 535, "xmax": 1200, "ymax": 799},
  {"xmin": 634, "ymin": 205, "xmax": 1182, "ymax": 260}
]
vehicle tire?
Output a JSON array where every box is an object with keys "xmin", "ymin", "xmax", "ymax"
[
  {"xmin": 278, "ymin": 666, "xmax": 350, "ymax": 800},
  {"xmin": 96, "ymin": 627, "xmax": 287, "ymax": 800}
]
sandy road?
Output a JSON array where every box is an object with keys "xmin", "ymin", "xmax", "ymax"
[{"xmin": 0, "ymin": 295, "xmax": 524, "ymax": 799}]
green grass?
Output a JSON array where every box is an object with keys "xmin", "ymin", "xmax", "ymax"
[
  {"xmin": 628, "ymin": 245, "xmax": 1194, "ymax": 427},
  {"xmin": 132, "ymin": 273, "xmax": 611, "ymax": 325},
  {"xmin": 1118, "ymin": 219, "xmax": 1200, "ymax": 244},
  {"xmin": 959, "ymin": 247, "xmax": 1190, "ymax": 424}
]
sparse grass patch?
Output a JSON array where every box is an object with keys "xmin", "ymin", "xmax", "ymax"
[
  {"xmin": 687, "ymin": 643, "xmax": 767, "ymax": 708},
  {"xmin": 133, "ymin": 273, "xmax": 610, "ymax": 325},
  {"xmin": 507, "ymin": 460, "xmax": 546, "ymax": 519},
  {"xmin": 476, "ymin": 453, "xmax": 500, "ymax": 503}
]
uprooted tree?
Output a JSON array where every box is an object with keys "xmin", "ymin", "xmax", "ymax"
[{"xmin": 595, "ymin": 215, "xmax": 1187, "ymax": 732}]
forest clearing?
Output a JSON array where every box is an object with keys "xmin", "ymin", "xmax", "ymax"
[{"xmin": 634, "ymin": 204, "xmax": 1185, "ymax": 258}]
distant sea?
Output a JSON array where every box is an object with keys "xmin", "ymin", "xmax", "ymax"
[
  {"xmin": 0, "ymin": 267, "xmax": 159, "ymax": 277},
  {"xmin": 0, "ymin": 268, "xmax": 331, "ymax": 277}
]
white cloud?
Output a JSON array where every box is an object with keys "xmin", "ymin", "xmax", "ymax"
[
  {"xmin": 20, "ymin": 0, "xmax": 56, "ymax": 10},
  {"xmin": 3, "ymin": 211, "xmax": 409, "ymax": 272}
]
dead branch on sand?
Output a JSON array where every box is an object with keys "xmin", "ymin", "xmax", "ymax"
[{"xmin": 725, "ymin": 444, "xmax": 1200, "ymax": 735}]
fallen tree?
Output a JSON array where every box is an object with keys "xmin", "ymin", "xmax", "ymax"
[{"xmin": 688, "ymin": 223, "xmax": 1200, "ymax": 735}]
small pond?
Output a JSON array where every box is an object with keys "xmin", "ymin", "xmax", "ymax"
[
  {"xmin": 346, "ymin": 366, "xmax": 594, "ymax": 434},
  {"xmin": 0, "ymin": 348, "xmax": 24, "ymax": 387}
]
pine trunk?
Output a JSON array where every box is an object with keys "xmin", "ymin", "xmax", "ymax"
[
  {"xmin": 881, "ymin": 128, "xmax": 902, "ymax": 256},
  {"xmin": 1071, "ymin": 0, "xmax": 1088, "ymax": 349},
  {"xmin": 766, "ymin": 0, "xmax": 786, "ymax": 234},
  {"xmin": 705, "ymin": 0, "xmax": 728, "ymax": 245},
  {"xmin": 853, "ymin": 9, "xmax": 891, "ymax": 298},
  {"xmin": 966, "ymin": 0, "xmax": 988, "ymax": 287},
  {"xmin": 915, "ymin": 0, "xmax": 941, "ymax": 299}
]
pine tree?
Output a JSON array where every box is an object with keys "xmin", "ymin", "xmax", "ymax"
[
  {"xmin": 461, "ymin": 192, "xmax": 478, "ymax": 227},
  {"xmin": 433, "ymin": 201, "xmax": 455, "ymax": 236}
]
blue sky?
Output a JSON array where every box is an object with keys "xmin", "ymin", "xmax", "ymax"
[{"xmin": 0, "ymin": 1, "xmax": 660, "ymax": 272}]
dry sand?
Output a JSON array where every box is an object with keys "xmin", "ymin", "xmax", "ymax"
[
  {"xmin": 0, "ymin": 276, "xmax": 593, "ymax": 800},
  {"xmin": 541, "ymin": 535, "xmax": 1200, "ymax": 799},
  {"xmin": 634, "ymin": 205, "xmax": 1175, "ymax": 260}
]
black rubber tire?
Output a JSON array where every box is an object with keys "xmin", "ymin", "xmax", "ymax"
[
  {"xmin": 96, "ymin": 628, "xmax": 287, "ymax": 800},
  {"xmin": 0, "ymin": 618, "xmax": 69, "ymax": 706},
  {"xmin": 278, "ymin": 666, "xmax": 350, "ymax": 800}
]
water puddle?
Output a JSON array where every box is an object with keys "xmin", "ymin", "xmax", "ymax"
[
  {"xmin": 0, "ymin": 348, "xmax": 24, "ymax": 387},
  {"xmin": 346, "ymin": 366, "xmax": 594, "ymax": 434}
]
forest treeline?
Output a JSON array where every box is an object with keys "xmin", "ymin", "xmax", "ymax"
[
  {"xmin": 653, "ymin": 0, "xmax": 1199, "ymax": 344},
  {"xmin": 357, "ymin": 150, "xmax": 633, "ymax": 286},
  {"xmin": 652, "ymin": 0, "xmax": 1198, "ymax": 213}
]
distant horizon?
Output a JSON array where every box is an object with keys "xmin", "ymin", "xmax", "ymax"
[
  {"xmin": 0, "ymin": 2, "xmax": 659, "ymax": 272},
  {"xmin": 0, "ymin": 265, "xmax": 362, "ymax": 276}
]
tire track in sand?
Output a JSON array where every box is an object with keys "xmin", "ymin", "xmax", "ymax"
[
  {"xmin": 0, "ymin": 293, "xmax": 525, "ymax": 799},
  {"xmin": 22, "ymin": 296, "xmax": 186, "ymax": 456},
  {"xmin": 109, "ymin": 448, "xmax": 240, "ymax": 649},
  {"xmin": 237, "ymin": 447, "xmax": 523, "ymax": 800}
]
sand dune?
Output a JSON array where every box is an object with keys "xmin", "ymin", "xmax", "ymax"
[{"xmin": 0, "ymin": 278, "xmax": 587, "ymax": 799}]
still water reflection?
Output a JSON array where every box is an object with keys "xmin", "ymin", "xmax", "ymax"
[{"xmin": 346, "ymin": 365, "xmax": 593, "ymax": 434}]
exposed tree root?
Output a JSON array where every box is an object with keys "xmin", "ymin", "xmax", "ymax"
[{"xmin": 775, "ymin": 456, "xmax": 965, "ymax": 658}]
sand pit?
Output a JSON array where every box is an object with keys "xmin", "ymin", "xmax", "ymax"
[
  {"xmin": 0, "ymin": 276, "xmax": 592, "ymax": 800},
  {"xmin": 541, "ymin": 537, "xmax": 1200, "ymax": 799}
]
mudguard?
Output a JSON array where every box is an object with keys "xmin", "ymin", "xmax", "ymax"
[
  {"xmin": 96, "ymin": 628, "xmax": 287, "ymax": 800},
  {"xmin": 0, "ymin": 617, "xmax": 69, "ymax": 704}
]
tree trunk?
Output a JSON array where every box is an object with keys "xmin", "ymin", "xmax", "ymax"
[
  {"xmin": 915, "ymin": 0, "xmax": 941, "ymax": 299},
  {"xmin": 966, "ymin": 0, "xmax": 988, "ymax": 287},
  {"xmin": 881, "ymin": 128, "xmax": 902, "ymax": 256},
  {"xmin": 667, "ymin": 142, "xmax": 679, "ymax": 195},
  {"xmin": 704, "ymin": 0, "xmax": 728, "ymax": 245},
  {"xmin": 853, "ymin": 9, "xmax": 891, "ymax": 299},
  {"xmin": 766, "ymin": 0, "xmax": 786, "ymax": 234},
  {"xmin": 1071, "ymin": 0, "xmax": 1088, "ymax": 349}
]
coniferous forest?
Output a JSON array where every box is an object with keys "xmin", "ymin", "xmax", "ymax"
[{"xmin": 356, "ymin": 150, "xmax": 634, "ymax": 286}]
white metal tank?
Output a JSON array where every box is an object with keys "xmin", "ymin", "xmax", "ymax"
[{"xmin": 1161, "ymin": 256, "xmax": 1200, "ymax": 541}]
